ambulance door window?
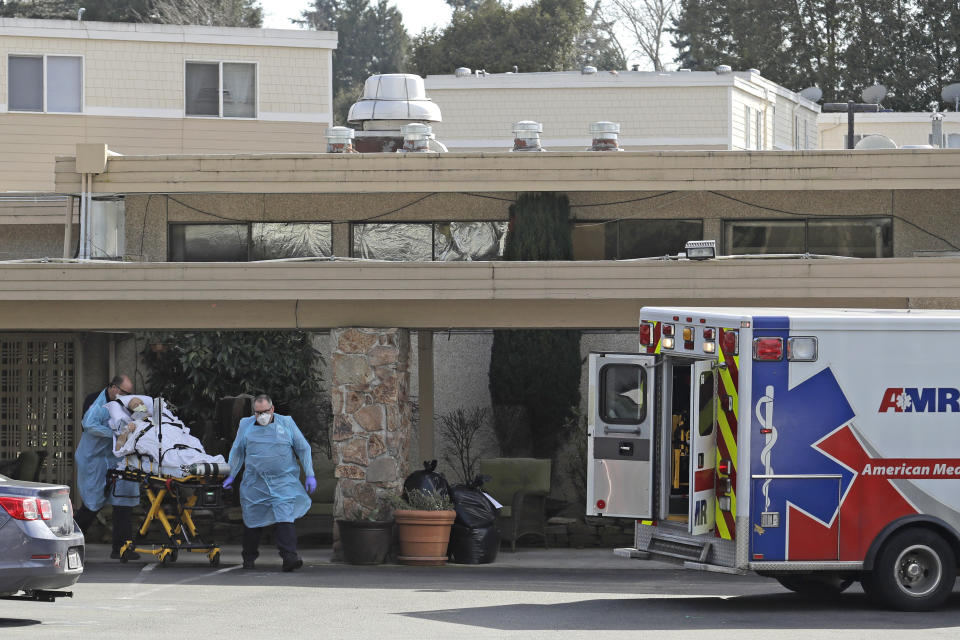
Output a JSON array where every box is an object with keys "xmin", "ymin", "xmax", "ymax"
[
  {"xmin": 698, "ymin": 370, "xmax": 715, "ymax": 436},
  {"xmin": 600, "ymin": 364, "xmax": 645, "ymax": 424}
]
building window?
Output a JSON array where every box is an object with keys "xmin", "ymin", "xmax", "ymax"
[
  {"xmin": 352, "ymin": 222, "xmax": 508, "ymax": 261},
  {"xmin": 185, "ymin": 61, "xmax": 256, "ymax": 118},
  {"xmin": 572, "ymin": 219, "xmax": 703, "ymax": 260},
  {"xmin": 724, "ymin": 217, "xmax": 892, "ymax": 257},
  {"xmin": 744, "ymin": 106, "xmax": 751, "ymax": 149},
  {"xmin": 8, "ymin": 54, "xmax": 82, "ymax": 113},
  {"xmin": 168, "ymin": 223, "xmax": 331, "ymax": 261},
  {"xmin": 755, "ymin": 110, "xmax": 763, "ymax": 150}
]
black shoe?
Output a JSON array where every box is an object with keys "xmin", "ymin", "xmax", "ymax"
[
  {"xmin": 111, "ymin": 549, "xmax": 141, "ymax": 560},
  {"xmin": 242, "ymin": 560, "xmax": 256, "ymax": 570},
  {"xmin": 281, "ymin": 557, "xmax": 303, "ymax": 572}
]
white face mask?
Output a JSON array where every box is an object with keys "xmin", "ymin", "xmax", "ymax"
[
  {"xmin": 256, "ymin": 412, "xmax": 272, "ymax": 426},
  {"xmin": 132, "ymin": 408, "xmax": 148, "ymax": 420}
]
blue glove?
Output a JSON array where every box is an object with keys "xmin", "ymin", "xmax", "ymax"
[
  {"xmin": 305, "ymin": 477, "xmax": 317, "ymax": 494},
  {"xmin": 223, "ymin": 475, "xmax": 235, "ymax": 489}
]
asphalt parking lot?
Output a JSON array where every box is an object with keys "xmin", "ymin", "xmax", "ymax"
[{"xmin": 3, "ymin": 545, "xmax": 960, "ymax": 639}]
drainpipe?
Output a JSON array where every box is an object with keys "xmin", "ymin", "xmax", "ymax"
[{"xmin": 78, "ymin": 174, "xmax": 88, "ymax": 259}]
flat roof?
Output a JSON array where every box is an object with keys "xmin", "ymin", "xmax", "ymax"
[
  {"xmin": 0, "ymin": 17, "xmax": 337, "ymax": 49},
  {"xmin": 425, "ymin": 69, "xmax": 821, "ymax": 111}
]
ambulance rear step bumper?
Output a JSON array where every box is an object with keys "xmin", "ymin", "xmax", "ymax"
[{"xmin": 613, "ymin": 548, "xmax": 745, "ymax": 575}]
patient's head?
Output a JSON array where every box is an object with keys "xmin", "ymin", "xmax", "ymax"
[{"xmin": 127, "ymin": 397, "xmax": 149, "ymax": 420}]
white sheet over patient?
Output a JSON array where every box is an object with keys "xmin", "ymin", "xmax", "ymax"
[{"xmin": 112, "ymin": 402, "xmax": 225, "ymax": 468}]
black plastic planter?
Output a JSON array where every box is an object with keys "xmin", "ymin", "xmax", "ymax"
[{"xmin": 337, "ymin": 519, "xmax": 394, "ymax": 565}]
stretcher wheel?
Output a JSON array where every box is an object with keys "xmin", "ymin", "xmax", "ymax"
[
  {"xmin": 159, "ymin": 550, "xmax": 171, "ymax": 565},
  {"xmin": 209, "ymin": 551, "xmax": 220, "ymax": 567},
  {"xmin": 169, "ymin": 548, "xmax": 179, "ymax": 563}
]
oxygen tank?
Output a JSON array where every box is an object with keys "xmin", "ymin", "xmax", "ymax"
[{"xmin": 181, "ymin": 462, "xmax": 231, "ymax": 477}]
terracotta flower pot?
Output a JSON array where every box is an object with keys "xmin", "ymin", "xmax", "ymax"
[
  {"xmin": 337, "ymin": 519, "xmax": 394, "ymax": 565},
  {"xmin": 394, "ymin": 509, "xmax": 456, "ymax": 566}
]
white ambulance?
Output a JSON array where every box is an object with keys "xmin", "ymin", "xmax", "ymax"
[{"xmin": 587, "ymin": 306, "xmax": 960, "ymax": 610}]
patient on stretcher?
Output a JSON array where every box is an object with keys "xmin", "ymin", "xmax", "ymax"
[{"xmin": 109, "ymin": 396, "xmax": 225, "ymax": 469}]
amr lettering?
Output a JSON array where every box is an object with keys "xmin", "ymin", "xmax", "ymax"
[
  {"xmin": 878, "ymin": 387, "xmax": 960, "ymax": 413},
  {"xmin": 694, "ymin": 499, "xmax": 708, "ymax": 526}
]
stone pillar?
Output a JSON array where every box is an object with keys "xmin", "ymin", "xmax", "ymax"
[{"xmin": 330, "ymin": 328, "xmax": 412, "ymax": 558}]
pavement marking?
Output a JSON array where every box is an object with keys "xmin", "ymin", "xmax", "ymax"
[
  {"xmin": 131, "ymin": 562, "xmax": 157, "ymax": 584},
  {"xmin": 120, "ymin": 565, "xmax": 240, "ymax": 600}
]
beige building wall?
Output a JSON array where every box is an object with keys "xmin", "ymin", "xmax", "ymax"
[
  {"xmin": 818, "ymin": 112, "xmax": 960, "ymax": 149},
  {"xmin": 425, "ymin": 70, "xmax": 819, "ymax": 152},
  {"xmin": 0, "ymin": 19, "xmax": 336, "ymax": 192}
]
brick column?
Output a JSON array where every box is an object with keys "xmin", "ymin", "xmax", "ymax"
[{"xmin": 330, "ymin": 328, "xmax": 412, "ymax": 557}]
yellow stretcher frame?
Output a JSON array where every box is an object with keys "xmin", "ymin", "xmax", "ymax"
[{"xmin": 108, "ymin": 467, "xmax": 224, "ymax": 566}]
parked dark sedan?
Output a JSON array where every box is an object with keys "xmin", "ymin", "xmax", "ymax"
[{"xmin": 0, "ymin": 473, "xmax": 84, "ymax": 601}]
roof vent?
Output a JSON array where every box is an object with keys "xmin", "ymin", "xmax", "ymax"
[
  {"xmin": 588, "ymin": 121, "xmax": 623, "ymax": 151},
  {"xmin": 325, "ymin": 126, "xmax": 356, "ymax": 153},
  {"xmin": 455, "ymin": 67, "xmax": 471, "ymax": 77},
  {"xmin": 714, "ymin": 65, "xmax": 732, "ymax": 74},
  {"xmin": 398, "ymin": 123, "xmax": 433, "ymax": 153},
  {"xmin": 581, "ymin": 66, "xmax": 598, "ymax": 75},
  {"xmin": 347, "ymin": 74, "xmax": 441, "ymax": 126},
  {"xmin": 512, "ymin": 121, "xmax": 544, "ymax": 152},
  {"xmin": 747, "ymin": 68, "xmax": 760, "ymax": 74}
]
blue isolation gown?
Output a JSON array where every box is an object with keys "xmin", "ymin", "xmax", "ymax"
[{"xmin": 227, "ymin": 414, "xmax": 315, "ymax": 528}]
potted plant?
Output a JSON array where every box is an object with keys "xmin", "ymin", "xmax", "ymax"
[
  {"xmin": 337, "ymin": 503, "xmax": 394, "ymax": 565},
  {"xmin": 391, "ymin": 489, "xmax": 456, "ymax": 566}
]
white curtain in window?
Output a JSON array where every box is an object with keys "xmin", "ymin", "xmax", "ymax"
[
  {"xmin": 8, "ymin": 56, "xmax": 43, "ymax": 111},
  {"xmin": 222, "ymin": 63, "xmax": 255, "ymax": 118},
  {"xmin": 47, "ymin": 56, "xmax": 82, "ymax": 113},
  {"xmin": 185, "ymin": 62, "xmax": 220, "ymax": 116}
]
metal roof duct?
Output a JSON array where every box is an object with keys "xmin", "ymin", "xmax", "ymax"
[
  {"xmin": 325, "ymin": 126, "xmax": 357, "ymax": 153},
  {"xmin": 512, "ymin": 120, "xmax": 544, "ymax": 152},
  {"xmin": 398, "ymin": 123, "xmax": 433, "ymax": 152},
  {"xmin": 588, "ymin": 121, "xmax": 623, "ymax": 151},
  {"xmin": 347, "ymin": 74, "xmax": 441, "ymax": 128}
]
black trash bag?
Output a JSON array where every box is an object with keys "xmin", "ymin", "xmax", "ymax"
[
  {"xmin": 450, "ymin": 475, "xmax": 498, "ymax": 529},
  {"xmin": 403, "ymin": 460, "xmax": 451, "ymax": 501},
  {"xmin": 449, "ymin": 523, "xmax": 500, "ymax": 564}
]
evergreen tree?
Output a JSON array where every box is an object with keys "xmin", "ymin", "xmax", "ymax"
[
  {"xmin": 411, "ymin": 0, "xmax": 585, "ymax": 76},
  {"xmin": 297, "ymin": 0, "xmax": 409, "ymax": 124},
  {"xmin": 488, "ymin": 193, "xmax": 581, "ymax": 459}
]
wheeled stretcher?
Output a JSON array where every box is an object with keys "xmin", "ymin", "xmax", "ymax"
[{"xmin": 107, "ymin": 457, "xmax": 231, "ymax": 566}]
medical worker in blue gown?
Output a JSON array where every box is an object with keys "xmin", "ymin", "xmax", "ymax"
[
  {"xmin": 224, "ymin": 394, "xmax": 316, "ymax": 572},
  {"xmin": 74, "ymin": 374, "xmax": 142, "ymax": 560}
]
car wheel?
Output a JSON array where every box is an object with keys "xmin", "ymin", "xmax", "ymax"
[
  {"xmin": 864, "ymin": 528, "xmax": 956, "ymax": 611},
  {"xmin": 775, "ymin": 573, "xmax": 853, "ymax": 597}
]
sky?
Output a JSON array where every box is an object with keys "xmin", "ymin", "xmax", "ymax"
[{"xmin": 261, "ymin": 0, "xmax": 458, "ymax": 34}]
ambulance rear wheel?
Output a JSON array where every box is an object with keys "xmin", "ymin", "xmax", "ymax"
[
  {"xmin": 864, "ymin": 528, "xmax": 956, "ymax": 611},
  {"xmin": 774, "ymin": 573, "xmax": 853, "ymax": 597}
]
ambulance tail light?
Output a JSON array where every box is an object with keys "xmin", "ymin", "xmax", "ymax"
[
  {"xmin": 721, "ymin": 330, "xmax": 738, "ymax": 355},
  {"xmin": 753, "ymin": 337, "xmax": 783, "ymax": 361},
  {"xmin": 718, "ymin": 496, "xmax": 732, "ymax": 512},
  {"xmin": 662, "ymin": 323, "xmax": 675, "ymax": 337},
  {"xmin": 639, "ymin": 322, "xmax": 654, "ymax": 346},
  {"xmin": 717, "ymin": 459, "xmax": 732, "ymax": 476}
]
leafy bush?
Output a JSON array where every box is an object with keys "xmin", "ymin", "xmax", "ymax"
[{"xmin": 139, "ymin": 330, "xmax": 323, "ymax": 431}]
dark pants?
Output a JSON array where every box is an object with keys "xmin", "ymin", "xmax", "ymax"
[
  {"xmin": 75, "ymin": 505, "xmax": 134, "ymax": 552},
  {"xmin": 242, "ymin": 522, "xmax": 299, "ymax": 564}
]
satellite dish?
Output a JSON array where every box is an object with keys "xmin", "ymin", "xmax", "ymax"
[
  {"xmin": 799, "ymin": 86, "xmax": 822, "ymax": 102},
  {"xmin": 942, "ymin": 83, "xmax": 960, "ymax": 110},
  {"xmin": 854, "ymin": 134, "xmax": 897, "ymax": 150},
  {"xmin": 861, "ymin": 84, "xmax": 887, "ymax": 104}
]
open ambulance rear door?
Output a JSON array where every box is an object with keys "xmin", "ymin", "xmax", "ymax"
[{"xmin": 587, "ymin": 352, "xmax": 658, "ymax": 519}]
